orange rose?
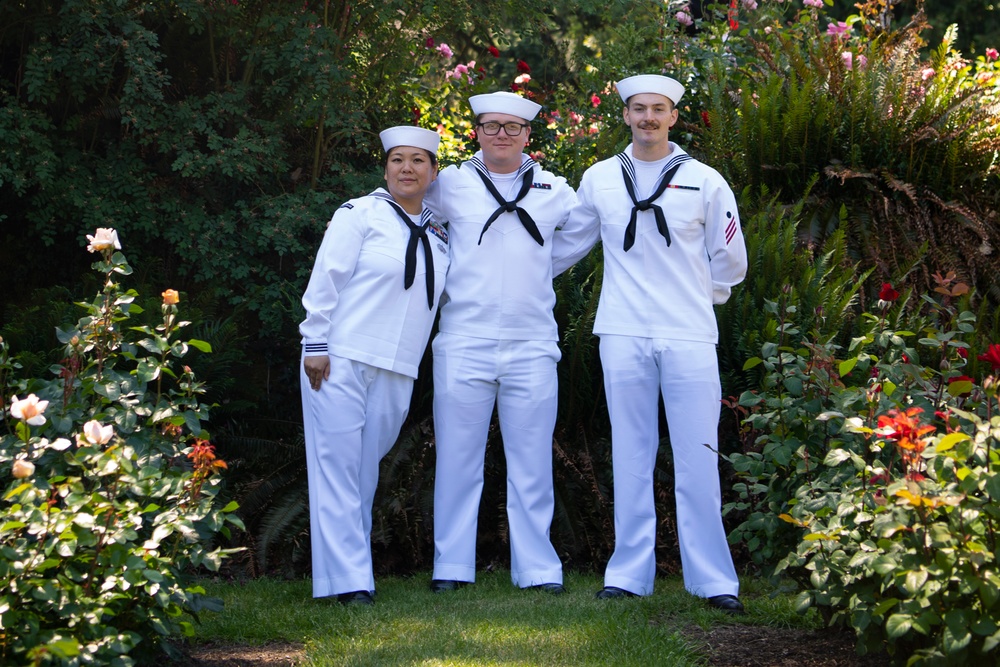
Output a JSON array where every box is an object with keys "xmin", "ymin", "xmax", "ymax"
[
  {"xmin": 161, "ymin": 289, "xmax": 180, "ymax": 305},
  {"xmin": 12, "ymin": 459, "xmax": 35, "ymax": 479}
]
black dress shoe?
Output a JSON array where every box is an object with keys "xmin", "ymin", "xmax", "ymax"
[
  {"xmin": 430, "ymin": 579, "xmax": 465, "ymax": 593},
  {"xmin": 707, "ymin": 594, "xmax": 745, "ymax": 614},
  {"xmin": 595, "ymin": 586, "xmax": 638, "ymax": 600},
  {"xmin": 527, "ymin": 583, "xmax": 566, "ymax": 595},
  {"xmin": 337, "ymin": 590, "xmax": 374, "ymax": 606}
]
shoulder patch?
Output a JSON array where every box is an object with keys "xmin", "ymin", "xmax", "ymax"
[
  {"xmin": 531, "ymin": 182, "xmax": 552, "ymax": 190},
  {"xmin": 339, "ymin": 202, "xmax": 354, "ymax": 209}
]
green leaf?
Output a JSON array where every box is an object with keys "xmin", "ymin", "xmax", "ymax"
[
  {"xmin": 823, "ymin": 449, "xmax": 852, "ymax": 466},
  {"xmin": 783, "ymin": 377, "xmax": 804, "ymax": 396},
  {"xmin": 136, "ymin": 358, "xmax": 160, "ymax": 383},
  {"xmin": 49, "ymin": 639, "xmax": 82, "ymax": 658},
  {"xmin": 942, "ymin": 613, "xmax": 972, "ymax": 652},
  {"xmin": 183, "ymin": 410, "xmax": 203, "ymax": 435},
  {"xmin": 188, "ymin": 593, "xmax": 225, "ymax": 613},
  {"xmin": 221, "ymin": 501, "xmax": 239, "ymax": 513},
  {"xmin": 883, "ymin": 379, "xmax": 896, "ymax": 396},
  {"xmin": 979, "ymin": 578, "xmax": 999, "ymax": 608},
  {"xmin": 872, "ymin": 555, "xmax": 898, "ymax": 575},
  {"xmin": 885, "ymin": 614, "xmax": 913, "ymax": 639},
  {"xmin": 838, "ymin": 357, "xmax": 858, "ymax": 377},
  {"xmin": 986, "ymin": 474, "xmax": 1000, "ymax": 502},
  {"xmin": 144, "ymin": 569, "xmax": 165, "ymax": 583},
  {"xmin": 901, "ymin": 569, "xmax": 929, "ymax": 596},
  {"xmin": 4, "ymin": 483, "xmax": 32, "ymax": 500},
  {"xmin": 187, "ymin": 339, "xmax": 213, "ymax": 353},
  {"xmin": 935, "ymin": 432, "xmax": 969, "ymax": 453},
  {"xmin": 946, "ymin": 380, "xmax": 973, "ymax": 397},
  {"xmin": 872, "ymin": 597, "xmax": 899, "ymax": 616}
]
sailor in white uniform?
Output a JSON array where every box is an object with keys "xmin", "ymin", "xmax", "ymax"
[
  {"xmin": 553, "ymin": 75, "xmax": 748, "ymax": 613},
  {"xmin": 299, "ymin": 126, "xmax": 449, "ymax": 605},
  {"xmin": 423, "ymin": 91, "xmax": 582, "ymax": 594}
]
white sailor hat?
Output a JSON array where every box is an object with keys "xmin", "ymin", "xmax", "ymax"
[
  {"xmin": 379, "ymin": 125, "xmax": 441, "ymax": 154},
  {"xmin": 468, "ymin": 91, "xmax": 542, "ymax": 121},
  {"xmin": 616, "ymin": 74, "xmax": 685, "ymax": 106}
]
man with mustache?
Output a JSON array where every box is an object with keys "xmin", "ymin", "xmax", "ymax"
[{"xmin": 554, "ymin": 75, "xmax": 748, "ymax": 613}]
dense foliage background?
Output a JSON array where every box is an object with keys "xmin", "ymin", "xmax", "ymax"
[{"xmin": 3, "ymin": 2, "xmax": 1000, "ymax": 655}]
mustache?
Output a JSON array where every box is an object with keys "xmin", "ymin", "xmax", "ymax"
[{"xmin": 637, "ymin": 121, "xmax": 660, "ymax": 129}]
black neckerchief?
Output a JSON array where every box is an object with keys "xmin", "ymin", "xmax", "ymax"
[
  {"xmin": 369, "ymin": 191, "xmax": 436, "ymax": 310},
  {"xmin": 617, "ymin": 152, "xmax": 691, "ymax": 252},
  {"xmin": 469, "ymin": 156, "xmax": 544, "ymax": 246}
]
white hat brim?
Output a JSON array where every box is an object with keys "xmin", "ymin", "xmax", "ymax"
[
  {"xmin": 469, "ymin": 91, "xmax": 541, "ymax": 121},
  {"xmin": 379, "ymin": 126, "xmax": 440, "ymax": 154},
  {"xmin": 616, "ymin": 75, "xmax": 685, "ymax": 106}
]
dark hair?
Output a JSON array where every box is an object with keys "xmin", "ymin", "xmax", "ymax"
[{"xmin": 385, "ymin": 146, "xmax": 438, "ymax": 167}]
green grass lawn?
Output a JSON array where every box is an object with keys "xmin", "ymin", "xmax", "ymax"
[{"xmin": 189, "ymin": 571, "xmax": 819, "ymax": 666}]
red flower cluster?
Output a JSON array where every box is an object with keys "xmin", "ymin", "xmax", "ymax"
[
  {"xmin": 188, "ymin": 439, "xmax": 227, "ymax": 471},
  {"xmin": 728, "ymin": 0, "xmax": 739, "ymax": 31},
  {"xmin": 516, "ymin": 59, "xmax": 531, "ymax": 74},
  {"xmin": 425, "ymin": 37, "xmax": 435, "ymax": 48},
  {"xmin": 701, "ymin": 110, "xmax": 711, "ymax": 127},
  {"xmin": 488, "ymin": 45, "xmax": 500, "ymax": 57},
  {"xmin": 978, "ymin": 343, "xmax": 1000, "ymax": 371},
  {"xmin": 878, "ymin": 407, "xmax": 935, "ymax": 477},
  {"xmin": 591, "ymin": 94, "xmax": 601, "ymax": 107},
  {"xmin": 879, "ymin": 282, "xmax": 900, "ymax": 301}
]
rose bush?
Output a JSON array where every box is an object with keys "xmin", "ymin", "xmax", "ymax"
[
  {"xmin": 729, "ymin": 273, "xmax": 1000, "ymax": 662},
  {"xmin": 0, "ymin": 230, "xmax": 242, "ymax": 665}
]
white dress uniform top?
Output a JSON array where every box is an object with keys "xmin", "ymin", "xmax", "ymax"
[
  {"xmin": 424, "ymin": 144, "xmax": 580, "ymax": 587},
  {"xmin": 555, "ymin": 136, "xmax": 748, "ymax": 598},
  {"xmin": 300, "ymin": 175, "xmax": 449, "ymax": 597}
]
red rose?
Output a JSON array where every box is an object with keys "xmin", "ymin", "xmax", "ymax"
[
  {"xmin": 516, "ymin": 59, "xmax": 531, "ymax": 74},
  {"xmin": 488, "ymin": 45, "xmax": 500, "ymax": 57},
  {"xmin": 425, "ymin": 37, "xmax": 435, "ymax": 48},
  {"xmin": 978, "ymin": 343, "xmax": 1000, "ymax": 371},
  {"xmin": 879, "ymin": 283, "xmax": 900, "ymax": 302}
]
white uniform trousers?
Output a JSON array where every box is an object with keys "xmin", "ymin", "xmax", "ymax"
[
  {"xmin": 431, "ymin": 332, "xmax": 564, "ymax": 587},
  {"xmin": 599, "ymin": 335, "xmax": 739, "ymax": 598},
  {"xmin": 300, "ymin": 353, "xmax": 413, "ymax": 598}
]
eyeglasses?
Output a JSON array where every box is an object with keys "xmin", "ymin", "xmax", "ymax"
[{"xmin": 477, "ymin": 121, "xmax": 530, "ymax": 136}]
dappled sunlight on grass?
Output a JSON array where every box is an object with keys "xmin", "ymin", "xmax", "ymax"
[{"xmin": 193, "ymin": 571, "xmax": 813, "ymax": 665}]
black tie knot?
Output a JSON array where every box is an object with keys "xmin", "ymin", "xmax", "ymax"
[
  {"xmin": 620, "ymin": 161, "xmax": 682, "ymax": 252},
  {"xmin": 474, "ymin": 167, "xmax": 544, "ymax": 246}
]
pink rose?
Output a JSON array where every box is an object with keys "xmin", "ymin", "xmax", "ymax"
[
  {"xmin": 86, "ymin": 228, "xmax": 121, "ymax": 253},
  {"xmin": 10, "ymin": 394, "xmax": 48, "ymax": 426}
]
